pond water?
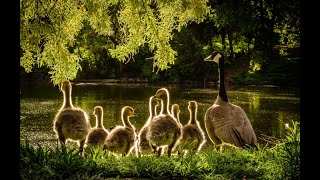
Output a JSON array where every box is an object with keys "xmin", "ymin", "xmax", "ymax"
[{"xmin": 20, "ymin": 82, "xmax": 300, "ymax": 149}]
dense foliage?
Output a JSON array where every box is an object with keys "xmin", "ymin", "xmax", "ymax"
[
  {"xmin": 20, "ymin": 121, "xmax": 300, "ymax": 179},
  {"xmin": 20, "ymin": 0, "xmax": 209, "ymax": 85},
  {"xmin": 20, "ymin": 0, "xmax": 300, "ymax": 86}
]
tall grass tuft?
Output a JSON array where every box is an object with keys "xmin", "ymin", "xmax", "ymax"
[
  {"xmin": 275, "ymin": 120, "xmax": 300, "ymax": 180},
  {"xmin": 20, "ymin": 123, "xmax": 300, "ymax": 179}
]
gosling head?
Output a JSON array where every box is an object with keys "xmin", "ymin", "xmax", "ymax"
[
  {"xmin": 150, "ymin": 96, "xmax": 159, "ymax": 107},
  {"xmin": 60, "ymin": 80, "xmax": 71, "ymax": 92},
  {"xmin": 188, "ymin": 101, "xmax": 198, "ymax": 111},
  {"xmin": 171, "ymin": 104, "xmax": 180, "ymax": 116},
  {"xmin": 153, "ymin": 88, "xmax": 169, "ymax": 100},
  {"xmin": 93, "ymin": 106, "xmax": 103, "ymax": 116},
  {"xmin": 204, "ymin": 51, "xmax": 224, "ymax": 63},
  {"xmin": 122, "ymin": 106, "xmax": 136, "ymax": 117}
]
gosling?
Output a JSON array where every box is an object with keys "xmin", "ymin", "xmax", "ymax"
[
  {"xmin": 104, "ymin": 106, "xmax": 137, "ymax": 156},
  {"xmin": 174, "ymin": 101, "xmax": 206, "ymax": 155},
  {"xmin": 137, "ymin": 96, "xmax": 159, "ymax": 157},
  {"xmin": 53, "ymin": 80, "xmax": 91, "ymax": 153},
  {"xmin": 85, "ymin": 106, "xmax": 109, "ymax": 149},
  {"xmin": 147, "ymin": 88, "xmax": 182, "ymax": 157}
]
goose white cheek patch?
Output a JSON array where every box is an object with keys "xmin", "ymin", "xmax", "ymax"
[{"xmin": 213, "ymin": 53, "xmax": 222, "ymax": 63}]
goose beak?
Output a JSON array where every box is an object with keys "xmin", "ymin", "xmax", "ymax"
[{"xmin": 204, "ymin": 54, "xmax": 214, "ymax": 61}]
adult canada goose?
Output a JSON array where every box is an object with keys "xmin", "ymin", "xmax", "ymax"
[
  {"xmin": 85, "ymin": 106, "xmax": 109, "ymax": 149},
  {"xmin": 53, "ymin": 80, "xmax": 91, "ymax": 153},
  {"xmin": 146, "ymin": 88, "xmax": 182, "ymax": 157},
  {"xmin": 175, "ymin": 101, "xmax": 206, "ymax": 154},
  {"xmin": 105, "ymin": 106, "xmax": 137, "ymax": 156},
  {"xmin": 204, "ymin": 51, "xmax": 257, "ymax": 149},
  {"xmin": 136, "ymin": 96, "xmax": 159, "ymax": 157}
]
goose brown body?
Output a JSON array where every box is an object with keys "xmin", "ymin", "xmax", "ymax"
[
  {"xmin": 204, "ymin": 52, "xmax": 257, "ymax": 149},
  {"xmin": 53, "ymin": 81, "xmax": 91, "ymax": 152},
  {"xmin": 86, "ymin": 106, "xmax": 109, "ymax": 149},
  {"xmin": 175, "ymin": 101, "xmax": 206, "ymax": 152},
  {"xmin": 146, "ymin": 88, "xmax": 182, "ymax": 157},
  {"xmin": 105, "ymin": 106, "xmax": 136, "ymax": 156},
  {"xmin": 137, "ymin": 96, "xmax": 159, "ymax": 156}
]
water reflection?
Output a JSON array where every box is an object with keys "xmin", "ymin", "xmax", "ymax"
[
  {"xmin": 248, "ymin": 92, "xmax": 261, "ymax": 111},
  {"xmin": 20, "ymin": 82, "xmax": 300, "ymax": 148}
]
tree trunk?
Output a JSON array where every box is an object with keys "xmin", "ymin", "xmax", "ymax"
[
  {"xmin": 221, "ymin": 30, "xmax": 226, "ymax": 51},
  {"xmin": 268, "ymin": 0, "xmax": 278, "ymax": 61},
  {"xmin": 227, "ymin": 30, "xmax": 234, "ymax": 62}
]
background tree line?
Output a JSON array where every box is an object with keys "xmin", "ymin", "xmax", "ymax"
[{"xmin": 20, "ymin": 0, "xmax": 300, "ymax": 86}]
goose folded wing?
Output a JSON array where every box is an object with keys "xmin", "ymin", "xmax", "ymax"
[{"xmin": 231, "ymin": 106, "xmax": 257, "ymax": 146}]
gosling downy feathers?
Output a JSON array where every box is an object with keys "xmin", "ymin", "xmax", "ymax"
[
  {"xmin": 53, "ymin": 80, "xmax": 91, "ymax": 153},
  {"xmin": 171, "ymin": 104, "xmax": 182, "ymax": 126},
  {"xmin": 105, "ymin": 106, "xmax": 137, "ymax": 156},
  {"xmin": 204, "ymin": 51, "xmax": 257, "ymax": 149},
  {"xmin": 85, "ymin": 106, "xmax": 109, "ymax": 149},
  {"xmin": 146, "ymin": 88, "xmax": 182, "ymax": 157},
  {"xmin": 174, "ymin": 101, "xmax": 206, "ymax": 153},
  {"xmin": 136, "ymin": 96, "xmax": 159, "ymax": 156}
]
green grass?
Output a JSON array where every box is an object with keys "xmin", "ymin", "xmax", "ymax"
[{"xmin": 20, "ymin": 122, "xmax": 300, "ymax": 180}]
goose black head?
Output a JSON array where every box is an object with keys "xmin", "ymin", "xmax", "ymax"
[{"xmin": 204, "ymin": 51, "xmax": 224, "ymax": 63}]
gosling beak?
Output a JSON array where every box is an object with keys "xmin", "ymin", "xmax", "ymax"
[
  {"xmin": 153, "ymin": 95, "xmax": 160, "ymax": 100},
  {"xmin": 133, "ymin": 113, "xmax": 138, "ymax": 117}
]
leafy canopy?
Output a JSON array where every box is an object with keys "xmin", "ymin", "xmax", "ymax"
[{"xmin": 20, "ymin": 0, "xmax": 210, "ymax": 85}]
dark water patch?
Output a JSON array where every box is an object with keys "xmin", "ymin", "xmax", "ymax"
[{"xmin": 20, "ymin": 83, "xmax": 300, "ymax": 148}]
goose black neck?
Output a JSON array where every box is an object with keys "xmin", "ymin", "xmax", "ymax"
[{"xmin": 218, "ymin": 56, "xmax": 228, "ymax": 102}]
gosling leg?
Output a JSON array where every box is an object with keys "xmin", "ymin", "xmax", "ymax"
[
  {"xmin": 167, "ymin": 134, "xmax": 179, "ymax": 157},
  {"xmin": 57, "ymin": 133, "xmax": 66, "ymax": 144},
  {"xmin": 152, "ymin": 145, "xmax": 157, "ymax": 154},
  {"xmin": 157, "ymin": 147, "xmax": 162, "ymax": 156},
  {"xmin": 79, "ymin": 139, "xmax": 86, "ymax": 154},
  {"xmin": 167, "ymin": 143, "xmax": 176, "ymax": 157}
]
